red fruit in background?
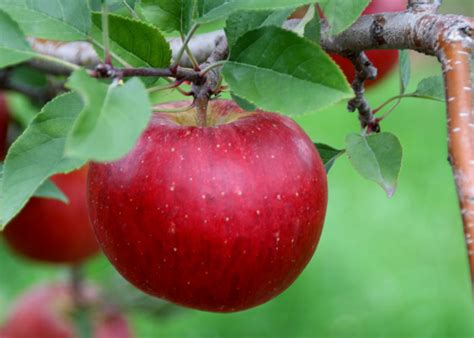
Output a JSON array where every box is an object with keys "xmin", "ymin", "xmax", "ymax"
[
  {"xmin": 329, "ymin": 0, "xmax": 406, "ymax": 86},
  {"xmin": 291, "ymin": 0, "xmax": 407, "ymax": 86},
  {"xmin": 1, "ymin": 283, "xmax": 133, "ymax": 338},
  {"xmin": 2, "ymin": 167, "xmax": 99, "ymax": 264},
  {"xmin": 0, "ymin": 93, "xmax": 10, "ymax": 159},
  {"xmin": 88, "ymin": 100, "xmax": 328, "ymax": 312}
]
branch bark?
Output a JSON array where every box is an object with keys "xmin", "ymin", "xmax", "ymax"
[
  {"xmin": 440, "ymin": 40, "xmax": 474, "ymax": 288},
  {"xmin": 29, "ymin": 12, "xmax": 473, "ymax": 67},
  {"xmin": 346, "ymin": 52, "xmax": 379, "ymax": 132}
]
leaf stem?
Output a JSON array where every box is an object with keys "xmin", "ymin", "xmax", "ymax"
[
  {"xmin": 153, "ymin": 103, "xmax": 195, "ymax": 113},
  {"xmin": 148, "ymin": 80, "xmax": 184, "ymax": 93},
  {"xmin": 121, "ymin": 0, "xmax": 139, "ymax": 19},
  {"xmin": 180, "ymin": 32, "xmax": 200, "ymax": 70},
  {"xmin": 101, "ymin": 1, "xmax": 112, "ymax": 65},
  {"xmin": 172, "ymin": 24, "xmax": 200, "ymax": 70},
  {"xmin": 373, "ymin": 93, "xmax": 426, "ymax": 114},
  {"xmin": 200, "ymin": 61, "xmax": 227, "ymax": 76},
  {"xmin": 34, "ymin": 53, "xmax": 80, "ymax": 72}
]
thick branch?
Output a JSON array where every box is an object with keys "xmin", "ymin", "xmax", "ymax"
[
  {"xmin": 320, "ymin": 12, "xmax": 473, "ymax": 55},
  {"xmin": 29, "ymin": 13, "xmax": 473, "ymax": 69},
  {"xmin": 441, "ymin": 40, "xmax": 474, "ymax": 288}
]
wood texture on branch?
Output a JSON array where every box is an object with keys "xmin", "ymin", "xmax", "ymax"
[
  {"xmin": 441, "ymin": 39, "xmax": 474, "ymax": 286},
  {"xmin": 29, "ymin": 30, "xmax": 226, "ymax": 70},
  {"xmin": 29, "ymin": 11, "xmax": 473, "ymax": 68}
]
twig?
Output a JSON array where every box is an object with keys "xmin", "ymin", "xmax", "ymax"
[
  {"xmin": 71, "ymin": 264, "xmax": 85, "ymax": 308},
  {"xmin": 91, "ymin": 64, "xmax": 201, "ymax": 83},
  {"xmin": 346, "ymin": 52, "xmax": 379, "ymax": 133}
]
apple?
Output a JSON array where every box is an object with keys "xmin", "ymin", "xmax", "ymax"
[
  {"xmin": 290, "ymin": 0, "xmax": 406, "ymax": 87},
  {"xmin": 1, "ymin": 282, "xmax": 132, "ymax": 338},
  {"xmin": 3, "ymin": 167, "xmax": 100, "ymax": 264},
  {"xmin": 0, "ymin": 93, "xmax": 10, "ymax": 160},
  {"xmin": 87, "ymin": 100, "xmax": 328, "ymax": 312}
]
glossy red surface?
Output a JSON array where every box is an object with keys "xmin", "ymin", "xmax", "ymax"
[
  {"xmin": 88, "ymin": 100, "xmax": 328, "ymax": 312},
  {"xmin": 3, "ymin": 167, "xmax": 99, "ymax": 264},
  {"xmin": 1, "ymin": 283, "xmax": 132, "ymax": 338}
]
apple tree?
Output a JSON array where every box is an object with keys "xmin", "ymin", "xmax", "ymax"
[{"xmin": 0, "ymin": 0, "xmax": 473, "ymax": 334}]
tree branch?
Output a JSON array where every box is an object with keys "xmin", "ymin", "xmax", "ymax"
[
  {"xmin": 29, "ymin": 12, "xmax": 473, "ymax": 68},
  {"xmin": 440, "ymin": 39, "xmax": 474, "ymax": 289},
  {"xmin": 10, "ymin": 0, "xmax": 474, "ymax": 296},
  {"xmin": 346, "ymin": 52, "xmax": 379, "ymax": 132}
]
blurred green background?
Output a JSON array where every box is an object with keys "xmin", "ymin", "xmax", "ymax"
[{"xmin": 1, "ymin": 1, "xmax": 474, "ymax": 337}]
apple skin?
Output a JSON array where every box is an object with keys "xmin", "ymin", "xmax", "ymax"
[
  {"xmin": 0, "ymin": 93, "xmax": 10, "ymax": 160},
  {"xmin": 291, "ymin": 0, "xmax": 406, "ymax": 87},
  {"xmin": 1, "ymin": 283, "xmax": 132, "ymax": 338},
  {"xmin": 88, "ymin": 100, "xmax": 328, "ymax": 312},
  {"xmin": 3, "ymin": 167, "xmax": 100, "ymax": 264}
]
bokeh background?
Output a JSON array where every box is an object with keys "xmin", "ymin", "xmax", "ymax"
[{"xmin": 1, "ymin": 1, "xmax": 474, "ymax": 337}]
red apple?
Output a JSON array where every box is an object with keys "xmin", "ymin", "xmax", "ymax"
[
  {"xmin": 3, "ymin": 167, "xmax": 99, "ymax": 264},
  {"xmin": 0, "ymin": 93, "xmax": 10, "ymax": 160},
  {"xmin": 1, "ymin": 283, "xmax": 133, "ymax": 338},
  {"xmin": 291, "ymin": 0, "xmax": 406, "ymax": 86},
  {"xmin": 87, "ymin": 100, "xmax": 328, "ymax": 312}
]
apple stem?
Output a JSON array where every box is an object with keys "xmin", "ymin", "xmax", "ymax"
[
  {"xmin": 194, "ymin": 87, "xmax": 210, "ymax": 127},
  {"xmin": 71, "ymin": 264, "xmax": 85, "ymax": 308}
]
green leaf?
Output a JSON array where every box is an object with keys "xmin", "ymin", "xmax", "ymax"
[
  {"xmin": 136, "ymin": 0, "xmax": 195, "ymax": 34},
  {"xmin": 222, "ymin": 26, "xmax": 352, "ymax": 115},
  {"xmin": 0, "ymin": 0, "xmax": 91, "ymax": 41},
  {"xmin": 319, "ymin": 0, "xmax": 370, "ymax": 36},
  {"xmin": 33, "ymin": 179, "xmax": 68, "ymax": 203},
  {"xmin": 0, "ymin": 92, "xmax": 85, "ymax": 228},
  {"xmin": 196, "ymin": 0, "xmax": 310, "ymax": 23},
  {"xmin": 0, "ymin": 9, "xmax": 35, "ymax": 68},
  {"xmin": 65, "ymin": 69, "xmax": 152, "ymax": 162},
  {"xmin": 346, "ymin": 132, "xmax": 402, "ymax": 197},
  {"xmin": 89, "ymin": 0, "xmax": 137, "ymax": 12},
  {"xmin": 5, "ymin": 93, "xmax": 39, "ymax": 128},
  {"xmin": 225, "ymin": 8, "xmax": 293, "ymax": 49},
  {"xmin": 231, "ymin": 92, "xmax": 257, "ymax": 111},
  {"xmin": 314, "ymin": 143, "xmax": 344, "ymax": 173},
  {"xmin": 0, "ymin": 165, "xmax": 67, "ymax": 204},
  {"xmin": 304, "ymin": 10, "xmax": 320, "ymax": 43},
  {"xmin": 412, "ymin": 76, "xmax": 445, "ymax": 102},
  {"xmin": 90, "ymin": 12, "xmax": 171, "ymax": 68},
  {"xmin": 399, "ymin": 50, "xmax": 411, "ymax": 95},
  {"xmin": 291, "ymin": 4, "xmax": 314, "ymax": 37}
]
